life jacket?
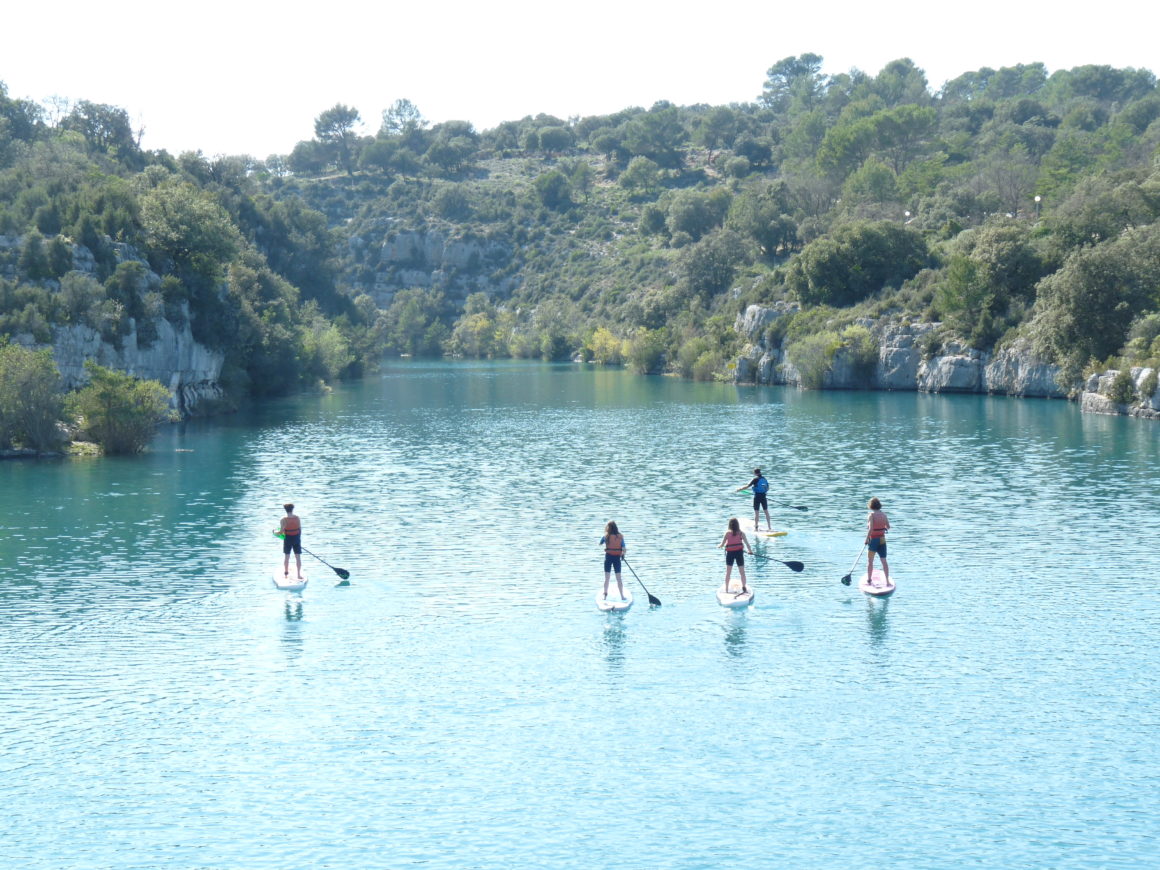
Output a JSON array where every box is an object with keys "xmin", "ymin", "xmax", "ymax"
[
  {"xmin": 282, "ymin": 515, "xmax": 301, "ymax": 535},
  {"xmin": 868, "ymin": 511, "xmax": 888, "ymax": 538},
  {"xmin": 604, "ymin": 533, "xmax": 624, "ymax": 556},
  {"xmin": 725, "ymin": 530, "xmax": 744, "ymax": 552},
  {"xmin": 754, "ymin": 476, "xmax": 769, "ymax": 494}
]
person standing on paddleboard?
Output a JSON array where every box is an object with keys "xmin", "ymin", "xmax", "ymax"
[
  {"xmin": 737, "ymin": 468, "xmax": 774, "ymax": 532},
  {"xmin": 865, "ymin": 497, "xmax": 890, "ymax": 587},
  {"xmin": 717, "ymin": 517, "xmax": 754, "ymax": 594},
  {"xmin": 278, "ymin": 503, "xmax": 303, "ymax": 580},
  {"xmin": 600, "ymin": 521, "xmax": 627, "ymax": 601}
]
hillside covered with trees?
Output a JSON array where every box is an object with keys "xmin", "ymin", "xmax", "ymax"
[{"xmin": 3, "ymin": 55, "xmax": 1160, "ymax": 411}]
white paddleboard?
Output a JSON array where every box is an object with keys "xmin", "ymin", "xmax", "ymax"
[
  {"xmin": 273, "ymin": 568, "xmax": 308, "ymax": 593},
  {"xmin": 859, "ymin": 568, "xmax": 895, "ymax": 597},
  {"xmin": 597, "ymin": 588, "xmax": 633, "ymax": 612},
  {"xmin": 716, "ymin": 582, "xmax": 755, "ymax": 608}
]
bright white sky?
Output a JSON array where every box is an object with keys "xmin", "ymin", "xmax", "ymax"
[{"xmin": 4, "ymin": 0, "xmax": 1156, "ymax": 159}]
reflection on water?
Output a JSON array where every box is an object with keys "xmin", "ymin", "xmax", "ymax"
[
  {"xmin": 2, "ymin": 362, "xmax": 1159, "ymax": 870},
  {"xmin": 724, "ymin": 615, "xmax": 748, "ymax": 658},
  {"xmin": 864, "ymin": 596, "xmax": 890, "ymax": 649},
  {"xmin": 600, "ymin": 617, "xmax": 627, "ymax": 674}
]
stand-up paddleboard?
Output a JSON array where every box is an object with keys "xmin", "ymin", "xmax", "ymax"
[
  {"xmin": 596, "ymin": 588, "xmax": 633, "ymax": 612},
  {"xmin": 716, "ymin": 581, "xmax": 755, "ymax": 608},
  {"xmin": 273, "ymin": 568, "xmax": 308, "ymax": 593},
  {"xmin": 859, "ymin": 568, "xmax": 895, "ymax": 597},
  {"xmin": 754, "ymin": 529, "xmax": 788, "ymax": 538}
]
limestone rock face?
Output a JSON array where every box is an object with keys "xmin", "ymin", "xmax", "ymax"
[
  {"xmin": 369, "ymin": 230, "xmax": 515, "ymax": 306},
  {"xmin": 4, "ymin": 234, "xmax": 225, "ymax": 415},
  {"xmin": 15, "ymin": 318, "xmax": 225, "ymax": 415},
  {"xmin": 982, "ymin": 339, "xmax": 1066, "ymax": 398},
  {"xmin": 730, "ymin": 308, "xmax": 1069, "ymax": 398}
]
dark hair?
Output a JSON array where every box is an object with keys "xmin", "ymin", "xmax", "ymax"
[
  {"xmin": 868, "ymin": 497, "xmax": 881, "ymax": 510},
  {"xmin": 728, "ymin": 517, "xmax": 740, "ymax": 534},
  {"xmin": 753, "ymin": 468, "xmax": 761, "ymax": 475},
  {"xmin": 284, "ymin": 503, "xmax": 294, "ymax": 512},
  {"xmin": 605, "ymin": 520, "xmax": 619, "ymax": 536}
]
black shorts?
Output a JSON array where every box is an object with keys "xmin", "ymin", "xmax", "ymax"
[
  {"xmin": 752, "ymin": 492, "xmax": 768, "ymax": 511},
  {"xmin": 282, "ymin": 534, "xmax": 302, "ymax": 555},
  {"xmin": 604, "ymin": 554, "xmax": 622, "ymax": 573},
  {"xmin": 726, "ymin": 550, "xmax": 744, "ymax": 567}
]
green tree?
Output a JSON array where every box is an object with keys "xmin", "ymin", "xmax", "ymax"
[
  {"xmin": 380, "ymin": 99, "xmax": 426, "ymax": 136},
  {"xmin": 69, "ymin": 361, "xmax": 172, "ymax": 455},
  {"xmin": 0, "ymin": 342, "xmax": 65, "ymax": 452},
  {"xmin": 786, "ymin": 221, "xmax": 929, "ymax": 306},
  {"xmin": 760, "ymin": 54, "xmax": 826, "ymax": 116},
  {"xmin": 314, "ymin": 104, "xmax": 362, "ymax": 176},
  {"xmin": 1032, "ymin": 223, "xmax": 1160, "ymax": 362},
  {"xmin": 534, "ymin": 170, "xmax": 572, "ymax": 210}
]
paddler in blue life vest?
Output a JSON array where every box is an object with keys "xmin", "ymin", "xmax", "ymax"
[
  {"xmin": 277, "ymin": 503, "xmax": 303, "ymax": 580},
  {"xmin": 865, "ymin": 497, "xmax": 890, "ymax": 586},
  {"xmin": 600, "ymin": 520, "xmax": 627, "ymax": 601},
  {"xmin": 737, "ymin": 468, "xmax": 774, "ymax": 532}
]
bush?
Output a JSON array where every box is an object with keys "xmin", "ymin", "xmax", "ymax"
[
  {"xmin": 69, "ymin": 361, "xmax": 173, "ymax": 455},
  {"xmin": 1139, "ymin": 369, "xmax": 1158, "ymax": 400},
  {"xmin": 1106, "ymin": 368, "xmax": 1136, "ymax": 405},
  {"xmin": 786, "ymin": 330, "xmax": 840, "ymax": 389},
  {"xmin": 0, "ymin": 342, "xmax": 66, "ymax": 452},
  {"xmin": 626, "ymin": 328, "xmax": 667, "ymax": 374}
]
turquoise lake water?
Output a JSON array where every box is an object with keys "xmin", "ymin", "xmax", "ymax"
[{"xmin": 1, "ymin": 360, "xmax": 1157, "ymax": 868}]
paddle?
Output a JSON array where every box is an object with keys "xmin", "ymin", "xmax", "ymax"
[
  {"xmin": 840, "ymin": 542, "xmax": 868, "ymax": 586},
  {"xmin": 753, "ymin": 553, "xmax": 805, "ymax": 572},
  {"xmin": 736, "ymin": 490, "xmax": 808, "ymax": 511},
  {"xmin": 274, "ymin": 529, "xmax": 350, "ymax": 582},
  {"xmin": 302, "ymin": 546, "xmax": 351, "ymax": 582},
  {"xmin": 621, "ymin": 557, "xmax": 661, "ymax": 607}
]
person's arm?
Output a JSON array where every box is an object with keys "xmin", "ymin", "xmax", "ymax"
[
  {"xmin": 717, "ymin": 533, "xmax": 726, "ymax": 549},
  {"xmin": 743, "ymin": 532, "xmax": 753, "ymax": 554}
]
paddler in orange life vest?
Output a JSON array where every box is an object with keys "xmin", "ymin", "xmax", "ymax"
[
  {"xmin": 865, "ymin": 497, "xmax": 890, "ymax": 587},
  {"xmin": 600, "ymin": 520, "xmax": 627, "ymax": 601},
  {"xmin": 717, "ymin": 517, "xmax": 754, "ymax": 593},
  {"xmin": 278, "ymin": 503, "xmax": 303, "ymax": 580}
]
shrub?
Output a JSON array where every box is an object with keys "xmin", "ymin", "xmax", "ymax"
[
  {"xmin": 1139, "ymin": 369, "xmax": 1158, "ymax": 400},
  {"xmin": 787, "ymin": 330, "xmax": 841, "ymax": 389},
  {"xmin": 69, "ymin": 361, "xmax": 173, "ymax": 455},
  {"xmin": 0, "ymin": 342, "xmax": 66, "ymax": 452},
  {"xmin": 1106, "ymin": 369, "xmax": 1135, "ymax": 405},
  {"xmin": 626, "ymin": 328, "xmax": 667, "ymax": 374}
]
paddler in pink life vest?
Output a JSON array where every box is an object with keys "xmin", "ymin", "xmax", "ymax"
[
  {"xmin": 736, "ymin": 467, "xmax": 773, "ymax": 532},
  {"xmin": 277, "ymin": 503, "xmax": 303, "ymax": 580},
  {"xmin": 865, "ymin": 497, "xmax": 890, "ymax": 586},
  {"xmin": 717, "ymin": 517, "xmax": 754, "ymax": 593},
  {"xmin": 600, "ymin": 520, "xmax": 627, "ymax": 601}
]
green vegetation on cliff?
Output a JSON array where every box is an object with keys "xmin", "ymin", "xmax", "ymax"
[{"xmin": 3, "ymin": 56, "xmax": 1160, "ymax": 400}]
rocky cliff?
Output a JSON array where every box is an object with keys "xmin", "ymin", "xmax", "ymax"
[
  {"xmin": 3, "ymin": 236, "xmax": 224, "ymax": 415},
  {"xmin": 732, "ymin": 304, "xmax": 1069, "ymax": 399},
  {"xmin": 347, "ymin": 228, "xmax": 516, "ymax": 307}
]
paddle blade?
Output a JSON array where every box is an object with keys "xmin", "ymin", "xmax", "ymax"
[
  {"xmin": 647, "ymin": 593, "xmax": 662, "ymax": 607},
  {"xmin": 786, "ymin": 561, "xmax": 805, "ymax": 572},
  {"xmin": 840, "ymin": 574, "xmax": 852, "ymax": 586},
  {"xmin": 789, "ymin": 505, "xmax": 808, "ymax": 511},
  {"xmin": 334, "ymin": 567, "xmax": 351, "ymax": 580}
]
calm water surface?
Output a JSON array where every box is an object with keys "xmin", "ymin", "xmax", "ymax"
[{"xmin": 1, "ymin": 361, "xmax": 1157, "ymax": 869}]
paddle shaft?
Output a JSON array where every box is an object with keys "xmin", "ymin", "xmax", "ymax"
[
  {"xmin": 841, "ymin": 542, "xmax": 868, "ymax": 585},
  {"xmin": 736, "ymin": 491, "xmax": 807, "ymax": 511},
  {"xmin": 753, "ymin": 553, "xmax": 805, "ymax": 572},
  {"xmin": 622, "ymin": 557, "xmax": 661, "ymax": 606},
  {"xmin": 302, "ymin": 546, "xmax": 351, "ymax": 580}
]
